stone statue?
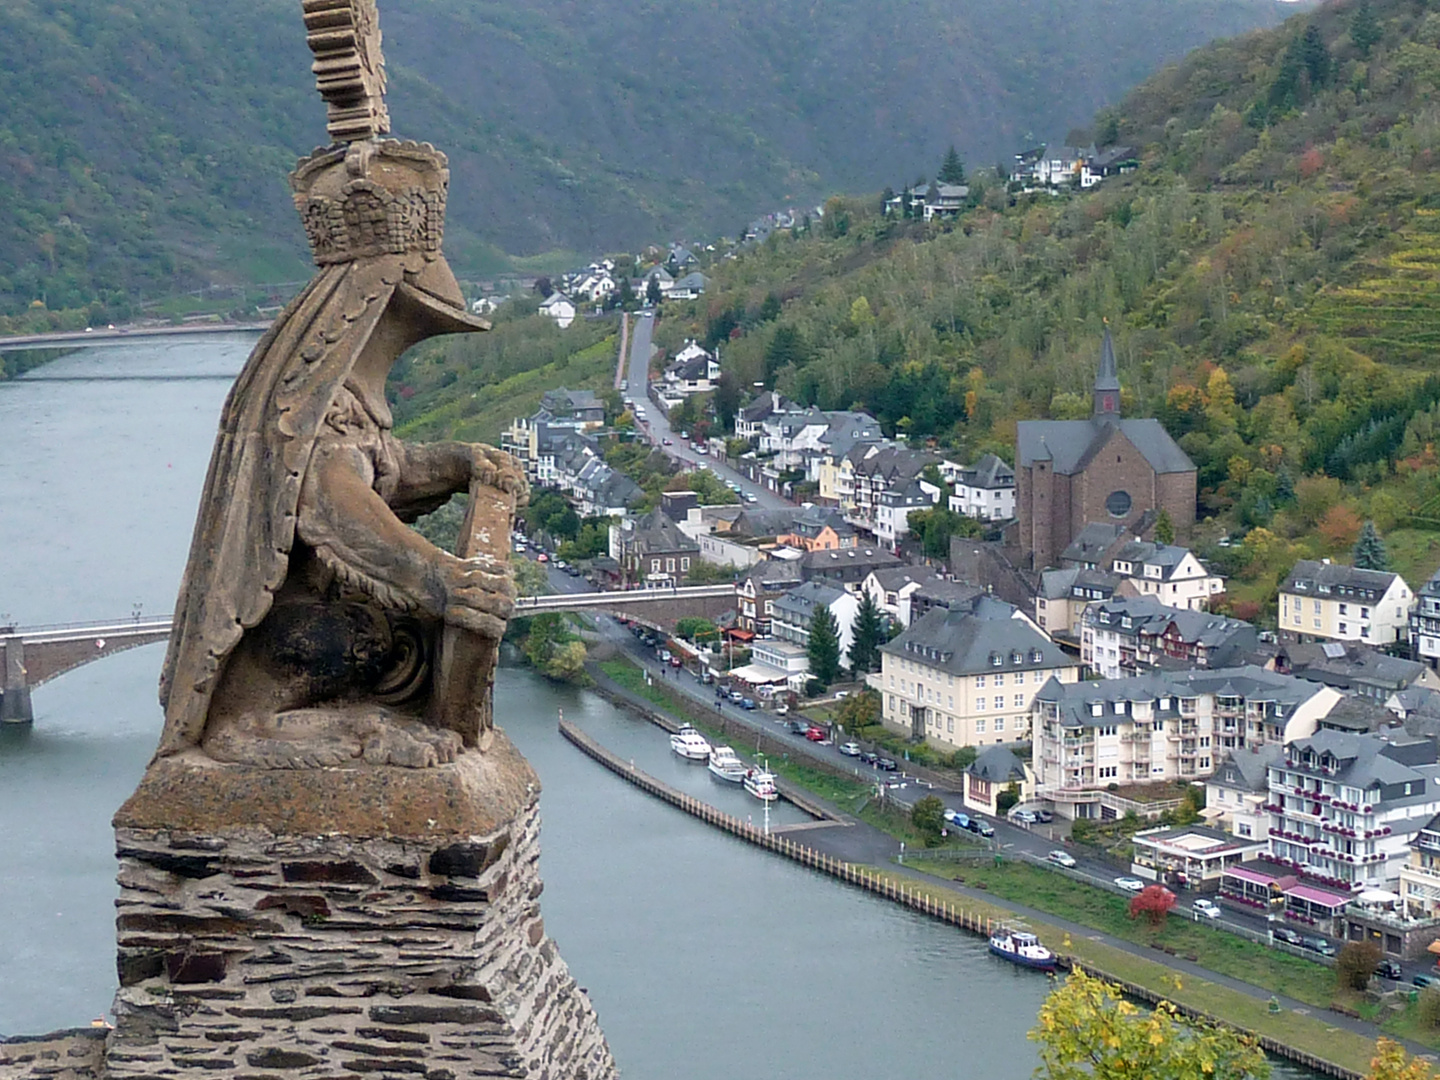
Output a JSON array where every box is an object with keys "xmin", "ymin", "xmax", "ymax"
[{"xmin": 154, "ymin": 1, "xmax": 528, "ymax": 770}]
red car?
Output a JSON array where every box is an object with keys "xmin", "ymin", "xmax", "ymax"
[{"xmin": 805, "ymin": 726, "xmax": 826, "ymax": 742}]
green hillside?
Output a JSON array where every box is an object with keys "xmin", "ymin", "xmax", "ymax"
[
  {"xmin": 0, "ymin": 0, "xmax": 1289, "ymax": 317},
  {"xmin": 602, "ymin": 0, "xmax": 1440, "ymax": 612}
]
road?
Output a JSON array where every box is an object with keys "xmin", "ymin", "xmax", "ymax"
[
  {"xmin": 0, "ymin": 322, "xmax": 269, "ymax": 353},
  {"xmin": 625, "ymin": 311, "xmax": 789, "ymax": 511}
]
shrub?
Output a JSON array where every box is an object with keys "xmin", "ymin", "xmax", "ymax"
[
  {"xmin": 912, "ymin": 795, "xmax": 946, "ymax": 844},
  {"xmin": 1419, "ymin": 988, "xmax": 1440, "ymax": 1030},
  {"xmin": 1128, "ymin": 884, "xmax": 1177, "ymax": 928},
  {"xmin": 1335, "ymin": 940, "xmax": 1382, "ymax": 991}
]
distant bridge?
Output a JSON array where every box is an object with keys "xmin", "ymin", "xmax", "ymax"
[
  {"xmin": 0, "ymin": 323, "xmax": 269, "ymax": 354},
  {"xmin": 0, "ymin": 586, "xmax": 735, "ymax": 723}
]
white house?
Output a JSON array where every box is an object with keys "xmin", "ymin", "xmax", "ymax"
[
  {"xmin": 662, "ymin": 341, "xmax": 721, "ymax": 396},
  {"xmin": 1109, "ymin": 540, "xmax": 1225, "ymax": 611},
  {"xmin": 770, "ymin": 581, "xmax": 861, "ymax": 664},
  {"xmin": 538, "ymin": 293, "xmax": 576, "ymax": 329},
  {"xmin": 1279, "ymin": 560, "xmax": 1414, "ymax": 646},
  {"xmin": 948, "ymin": 453, "xmax": 1015, "ymax": 522},
  {"xmin": 875, "ymin": 477, "xmax": 940, "ymax": 546}
]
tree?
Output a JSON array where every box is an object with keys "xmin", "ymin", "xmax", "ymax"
[
  {"xmin": 645, "ymin": 275, "xmax": 663, "ymax": 306},
  {"xmin": 676, "ymin": 616, "xmax": 720, "ymax": 644},
  {"xmin": 911, "ymin": 794, "xmax": 946, "ymax": 843},
  {"xmin": 1353, "ymin": 521, "xmax": 1392, "ymax": 571},
  {"xmin": 1275, "ymin": 466, "xmax": 1296, "ymax": 505},
  {"xmin": 836, "ymin": 689, "xmax": 880, "ymax": 730},
  {"xmin": 1351, "ymin": 0, "xmax": 1381, "ymax": 59},
  {"xmin": 807, "ymin": 604, "xmax": 842, "ymax": 684},
  {"xmin": 1153, "ymin": 508, "xmax": 1175, "ymax": 546},
  {"xmin": 938, "ymin": 145, "xmax": 966, "ymax": 185},
  {"xmin": 880, "ymin": 185, "xmax": 895, "ymax": 215},
  {"xmin": 848, "ymin": 589, "xmax": 886, "ymax": 674},
  {"xmin": 513, "ymin": 558, "xmax": 551, "ymax": 597},
  {"xmin": 1369, "ymin": 1038, "xmax": 1437, "ymax": 1080},
  {"xmin": 765, "ymin": 324, "xmax": 809, "ymax": 382},
  {"xmin": 617, "ymin": 275, "xmax": 636, "ymax": 311},
  {"xmin": 907, "ymin": 506, "xmax": 979, "ymax": 559},
  {"xmin": 1319, "ymin": 503, "xmax": 1363, "ymax": 551},
  {"xmin": 713, "ymin": 371, "xmax": 741, "ymax": 432},
  {"xmin": 1127, "ymin": 884, "xmax": 1176, "ymax": 928},
  {"xmin": 1336, "ymin": 941, "xmax": 1382, "ymax": 991},
  {"xmin": 996, "ymin": 782, "xmax": 1021, "ymax": 814},
  {"xmin": 1031, "ymin": 970, "xmax": 1269, "ymax": 1080},
  {"xmin": 1300, "ymin": 23, "xmax": 1331, "ymax": 89}
]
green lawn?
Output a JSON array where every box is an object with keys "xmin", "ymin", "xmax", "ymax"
[
  {"xmin": 864, "ymin": 869, "xmax": 1382, "ymax": 1077},
  {"xmin": 1382, "ymin": 528, "xmax": 1440, "ymax": 590},
  {"xmin": 906, "ymin": 858, "xmax": 1338, "ymax": 1010}
]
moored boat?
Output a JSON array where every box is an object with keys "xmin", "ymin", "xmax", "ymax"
[
  {"xmin": 708, "ymin": 745, "xmax": 746, "ymax": 782},
  {"xmin": 670, "ymin": 724, "xmax": 713, "ymax": 761},
  {"xmin": 988, "ymin": 927, "xmax": 1056, "ymax": 972},
  {"xmin": 743, "ymin": 768, "xmax": 778, "ymax": 802}
]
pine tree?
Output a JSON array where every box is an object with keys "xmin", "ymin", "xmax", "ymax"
[
  {"xmin": 848, "ymin": 590, "xmax": 885, "ymax": 673},
  {"xmin": 645, "ymin": 275, "xmax": 663, "ymax": 306},
  {"xmin": 1300, "ymin": 24, "xmax": 1331, "ymax": 90},
  {"xmin": 1154, "ymin": 508, "xmax": 1175, "ymax": 546},
  {"xmin": 1350, "ymin": 0, "xmax": 1380, "ymax": 59},
  {"xmin": 1276, "ymin": 466, "xmax": 1296, "ymax": 505},
  {"xmin": 939, "ymin": 145, "xmax": 966, "ymax": 185},
  {"xmin": 1352, "ymin": 520, "xmax": 1391, "ymax": 571},
  {"xmin": 808, "ymin": 604, "xmax": 842, "ymax": 685}
]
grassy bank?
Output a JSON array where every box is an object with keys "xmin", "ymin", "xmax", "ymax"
[
  {"xmin": 865, "ymin": 869, "xmax": 1380, "ymax": 1077},
  {"xmin": 907, "ymin": 857, "xmax": 1336, "ymax": 1009}
]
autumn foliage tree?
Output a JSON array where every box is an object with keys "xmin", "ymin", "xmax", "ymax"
[
  {"xmin": 1336, "ymin": 940, "xmax": 1382, "ymax": 991},
  {"xmin": 1127, "ymin": 884, "xmax": 1176, "ymax": 928},
  {"xmin": 1030, "ymin": 969, "xmax": 1269, "ymax": 1080},
  {"xmin": 1369, "ymin": 1039, "xmax": 1436, "ymax": 1080}
]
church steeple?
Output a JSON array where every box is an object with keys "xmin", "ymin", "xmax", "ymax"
[{"xmin": 1093, "ymin": 324, "xmax": 1120, "ymax": 419}]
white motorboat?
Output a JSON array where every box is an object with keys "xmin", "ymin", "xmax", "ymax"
[
  {"xmin": 670, "ymin": 724, "xmax": 713, "ymax": 761},
  {"xmin": 743, "ymin": 768, "xmax": 778, "ymax": 802},
  {"xmin": 708, "ymin": 745, "xmax": 746, "ymax": 783},
  {"xmin": 988, "ymin": 927, "xmax": 1056, "ymax": 972}
]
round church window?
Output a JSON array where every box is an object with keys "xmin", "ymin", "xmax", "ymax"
[{"xmin": 1106, "ymin": 490, "xmax": 1132, "ymax": 518}]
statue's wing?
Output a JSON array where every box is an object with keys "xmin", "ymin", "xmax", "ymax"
[{"xmin": 155, "ymin": 257, "xmax": 406, "ymax": 757}]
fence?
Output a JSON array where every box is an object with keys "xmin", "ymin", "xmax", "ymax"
[{"xmin": 559, "ymin": 717, "xmax": 1362, "ymax": 1080}]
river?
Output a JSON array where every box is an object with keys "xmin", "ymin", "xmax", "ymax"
[{"xmin": 0, "ymin": 337, "xmax": 1320, "ymax": 1078}]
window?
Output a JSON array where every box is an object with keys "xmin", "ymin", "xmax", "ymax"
[
  {"xmin": 1105, "ymin": 490, "xmax": 1132, "ymax": 517},
  {"xmin": 1015, "ymin": 694, "xmax": 1025, "ymax": 708},
  {"xmin": 994, "ymin": 717, "xmax": 1005, "ymax": 731},
  {"xmin": 976, "ymin": 676, "xmax": 986, "ymax": 688},
  {"xmin": 1313, "ymin": 619, "xmax": 1321, "ymax": 629},
  {"xmin": 1313, "ymin": 600, "xmax": 1321, "ymax": 614},
  {"xmin": 666, "ymin": 558, "xmax": 676, "ymax": 573},
  {"xmin": 995, "ymin": 674, "xmax": 1005, "ymax": 687},
  {"xmin": 976, "ymin": 697, "xmax": 987, "ymax": 710},
  {"xmin": 948, "ymin": 695, "xmax": 954, "ymax": 708},
  {"xmin": 1097, "ymin": 725, "xmax": 1117, "ymax": 737},
  {"xmin": 1098, "ymin": 766, "xmax": 1118, "ymax": 779},
  {"xmin": 681, "ymin": 557, "xmax": 690, "ymax": 570},
  {"xmin": 1339, "ymin": 603, "xmax": 1348, "ymax": 615},
  {"xmin": 651, "ymin": 559, "xmax": 661, "ymax": 573},
  {"xmin": 976, "ymin": 719, "xmax": 986, "ymax": 733}
]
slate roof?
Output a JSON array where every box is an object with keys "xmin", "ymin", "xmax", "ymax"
[
  {"xmin": 1284, "ymin": 731, "xmax": 1440, "ymax": 805},
  {"xmin": 1280, "ymin": 560, "xmax": 1402, "ymax": 600},
  {"xmin": 739, "ymin": 559, "xmax": 805, "ymax": 590},
  {"xmin": 1017, "ymin": 417, "xmax": 1194, "ymax": 476},
  {"xmin": 1280, "ymin": 643, "xmax": 1429, "ymax": 693},
  {"xmin": 1095, "ymin": 327, "xmax": 1120, "ymax": 394},
  {"xmin": 853, "ymin": 445, "xmax": 938, "ymax": 482},
  {"xmin": 1038, "ymin": 665, "xmax": 1331, "ymax": 730},
  {"xmin": 801, "ymin": 547, "xmax": 903, "ymax": 585},
  {"xmin": 968, "ymin": 745, "xmax": 1028, "ymax": 784},
  {"xmin": 541, "ymin": 387, "xmax": 601, "ymax": 414},
  {"xmin": 739, "ymin": 390, "xmax": 793, "ymax": 424},
  {"xmin": 1062, "ymin": 523, "xmax": 1127, "ymax": 566},
  {"xmin": 772, "ymin": 581, "xmax": 848, "ymax": 626},
  {"xmin": 1110, "ymin": 540, "xmax": 1192, "ymax": 579},
  {"xmin": 1085, "ymin": 596, "xmax": 1257, "ymax": 654},
  {"xmin": 881, "ymin": 603, "xmax": 1069, "ymax": 678},
  {"xmin": 1211, "ymin": 746, "xmax": 1285, "ymax": 794},
  {"xmin": 960, "ymin": 453, "xmax": 1015, "ymax": 490},
  {"xmin": 1038, "ymin": 567, "xmax": 1081, "ymax": 600},
  {"xmin": 730, "ymin": 507, "xmax": 802, "ymax": 538},
  {"xmin": 786, "ymin": 505, "xmax": 855, "ymax": 539},
  {"xmin": 1316, "ymin": 695, "xmax": 1392, "ymax": 733},
  {"xmin": 626, "ymin": 511, "xmax": 699, "ymax": 556},
  {"xmin": 867, "ymin": 566, "xmax": 941, "ymax": 593}
]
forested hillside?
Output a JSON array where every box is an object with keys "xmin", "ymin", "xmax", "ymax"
[
  {"xmin": 612, "ymin": 0, "xmax": 1440, "ymax": 612},
  {"xmin": 0, "ymin": 0, "xmax": 1288, "ymax": 317}
]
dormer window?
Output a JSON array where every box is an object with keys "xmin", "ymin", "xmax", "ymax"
[
  {"xmin": 1011, "ymin": 651, "xmax": 1022, "ymax": 665},
  {"xmin": 1030, "ymin": 649, "xmax": 1043, "ymax": 664},
  {"xmin": 991, "ymin": 653, "xmax": 1003, "ymax": 667},
  {"xmin": 1090, "ymin": 702, "xmax": 1103, "ymax": 717}
]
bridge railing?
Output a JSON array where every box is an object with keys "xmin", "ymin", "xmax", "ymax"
[
  {"xmin": 7, "ymin": 615, "xmax": 174, "ymax": 638},
  {"xmin": 513, "ymin": 585, "xmax": 735, "ymax": 610}
]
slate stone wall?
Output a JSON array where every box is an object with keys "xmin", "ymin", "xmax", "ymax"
[{"xmin": 103, "ymin": 801, "xmax": 615, "ymax": 1079}]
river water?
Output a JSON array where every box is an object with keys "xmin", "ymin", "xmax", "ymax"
[{"xmin": 0, "ymin": 338, "xmax": 1320, "ymax": 1078}]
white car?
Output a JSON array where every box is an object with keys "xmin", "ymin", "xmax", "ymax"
[
  {"xmin": 1113, "ymin": 877, "xmax": 1146, "ymax": 893},
  {"xmin": 839, "ymin": 742, "xmax": 862, "ymax": 756},
  {"xmin": 1046, "ymin": 850, "xmax": 1077, "ymax": 869},
  {"xmin": 1192, "ymin": 899, "xmax": 1222, "ymax": 920},
  {"xmin": 1010, "ymin": 809, "xmax": 1038, "ymax": 825}
]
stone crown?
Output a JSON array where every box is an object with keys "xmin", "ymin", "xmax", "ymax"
[{"xmin": 290, "ymin": 139, "xmax": 448, "ymax": 266}]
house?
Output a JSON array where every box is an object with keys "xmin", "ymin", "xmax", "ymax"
[
  {"xmin": 861, "ymin": 566, "xmax": 941, "ymax": 625},
  {"xmin": 963, "ymin": 746, "xmax": 1034, "ymax": 817},
  {"xmin": 1031, "ymin": 666, "xmax": 1343, "ymax": 812},
  {"xmin": 1034, "ymin": 566, "xmax": 1120, "ymax": 643},
  {"xmin": 668, "ymin": 272, "xmax": 709, "ymax": 300},
  {"xmin": 735, "ymin": 391, "xmax": 798, "ymax": 443},
  {"xmin": 875, "ymin": 477, "xmax": 941, "ymax": 546},
  {"xmin": 540, "ymin": 388, "xmax": 606, "ymax": 429},
  {"xmin": 1130, "ymin": 826, "xmax": 1268, "ymax": 889},
  {"xmin": 800, "ymin": 546, "xmax": 903, "ymax": 594},
  {"xmin": 735, "ymin": 639, "xmax": 811, "ymax": 692},
  {"xmin": 845, "ymin": 444, "xmax": 940, "ymax": 530},
  {"xmin": 1266, "ymin": 730, "xmax": 1440, "ymax": 891},
  {"xmin": 1206, "ymin": 745, "xmax": 1286, "ymax": 841},
  {"xmin": 1278, "ymin": 560, "xmax": 1414, "ymax": 646},
  {"xmin": 1108, "ymin": 540, "xmax": 1225, "ymax": 611},
  {"xmin": 1389, "ymin": 817, "xmax": 1440, "ymax": 956},
  {"xmin": 775, "ymin": 505, "xmax": 857, "ymax": 552},
  {"xmin": 1272, "ymin": 642, "xmax": 1440, "ymax": 703},
  {"xmin": 736, "ymin": 559, "xmax": 805, "ymax": 634},
  {"xmin": 876, "ymin": 601, "xmax": 1079, "ymax": 749},
  {"xmin": 1080, "ymin": 145, "xmax": 1139, "ymax": 189},
  {"xmin": 538, "ymin": 293, "xmax": 576, "ymax": 328},
  {"xmin": 1016, "ymin": 331, "xmax": 1195, "ymax": 571},
  {"xmin": 610, "ymin": 511, "xmax": 700, "ymax": 584},
  {"xmin": 572, "ymin": 458, "xmax": 644, "ymax": 518},
  {"xmin": 1081, "ymin": 597, "xmax": 1258, "ymax": 680},
  {"xmin": 905, "ymin": 579, "xmax": 987, "ymax": 628},
  {"xmin": 770, "ymin": 581, "xmax": 861, "ymax": 663},
  {"xmin": 661, "ymin": 341, "xmax": 721, "ymax": 396},
  {"xmin": 1061, "ymin": 522, "xmax": 1130, "ymax": 570},
  {"xmin": 949, "ymin": 453, "xmax": 1016, "ymax": 522},
  {"xmin": 729, "ymin": 507, "xmax": 802, "ymax": 541},
  {"xmin": 1030, "ymin": 144, "xmax": 1091, "ymax": 187},
  {"xmin": 1412, "ymin": 567, "xmax": 1440, "ymax": 668}
]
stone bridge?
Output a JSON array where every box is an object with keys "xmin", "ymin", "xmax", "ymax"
[
  {"xmin": 1, "ymin": 617, "xmax": 174, "ymax": 723},
  {"xmin": 0, "ymin": 587, "xmax": 735, "ymax": 722}
]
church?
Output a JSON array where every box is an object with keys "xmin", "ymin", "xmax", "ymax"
[{"xmin": 1015, "ymin": 330, "xmax": 1196, "ymax": 571}]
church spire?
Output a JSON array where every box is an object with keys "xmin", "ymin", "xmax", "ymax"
[{"xmin": 1093, "ymin": 323, "xmax": 1120, "ymax": 419}]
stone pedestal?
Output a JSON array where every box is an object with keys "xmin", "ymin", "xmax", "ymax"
[{"xmin": 104, "ymin": 735, "xmax": 615, "ymax": 1079}]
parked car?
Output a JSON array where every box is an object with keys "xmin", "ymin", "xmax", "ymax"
[
  {"xmin": 1271, "ymin": 926, "xmax": 1304, "ymax": 946},
  {"xmin": 965, "ymin": 818, "xmax": 995, "ymax": 838},
  {"xmin": 1377, "ymin": 959, "xmax": 1404, "ymax": 981},
  {"xmin": 1113, "ymin": 877, "xmax": 1146, "ymax": 893},
  {"xmin": 805, "ymin": 726, "xmax": 826, "ymax": 742},
  {"xmin": 669, "ymin": 655, "xmax": 682, "ymax": 667},
  {"xmin": 834, "ymin": 691, "xmax": 850, "ymax": 699},
  {"xmin": 744, "ymin": 493, "xmax": 758, "ymax": 503},
  {"xmin": 1035, "ymin": 809, "xmax": 1054, "ymax": 823},
  {"xmin": 740, "ymin": 698, "xmax": 757, "ymax": 710},
  {"xmin": 1192, "ymin": 899, "xmax": 1222, "ymax": 920},
  {"xmin": 839, "ymin": 742, "xmax": 862, "ymax": 757},
  {"xmin": 1046, "ymin": 850, "xmax": 1077, "ymax": 869},
  {"xmin": 1301, "ymin": 936, "xmax": 1337, "ymax": 958},
  {"xmin": 860, "ymin": 751, "xmax": 879, "ymax": 765},
  {"xmin": 943, "ymin": 809, "xmax": 969, "ymax": 829},
  {"xmin": 876, "ymin": 757, "xmax": 898, "ymax": 772},
  {"xmin": 729, "ymin": 690, "xmax": 745, "ymax": 703},
  {"xmin": 1010, "ymin": 809, "xmax": 1038, "ymax": 825},
  {"xmin": 1414, "ymin": 973, "xmax": 1440, "ymax": 990},
  {"xmin": 774, "ymin": 704, "xmax": 789, "ymax": 716}
]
